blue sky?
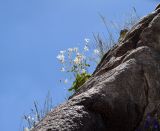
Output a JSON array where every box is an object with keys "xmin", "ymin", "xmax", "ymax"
[{"xmin": 0, "ymin": 0, "xmax": 159, "ymax": 131}]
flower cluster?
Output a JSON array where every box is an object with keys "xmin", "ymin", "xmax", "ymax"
[
  {"xmin": 24, "ymin": 114, "xmax": 38, "ymax": 130},
  {"xmin": 56, "ymin": 51, "xmax": 65, "ymax": 63},
  {"xmin": 57, "ymin": 38, "xmax": 100, "ymax": 91},
  {"xmin": 144, "ymin": 113, "xmax": 160, "ymax": 130},
  {"xmin": 136, "ymin": 113, "xmax": 160, "ymax": 131}
]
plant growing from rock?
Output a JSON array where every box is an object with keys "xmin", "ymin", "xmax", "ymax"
[
  {"xmin": 23, "ymin": 92, "xmax": 53, "ymax": 131},
  {"xmin": 93, "ymin": 7, "xmax": 140, "ymax": 58},
  {"xmin": 57, "ymin": 38, "xmax": 100, "ymax": 92}
]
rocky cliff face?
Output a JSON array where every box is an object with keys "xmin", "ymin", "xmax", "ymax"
[{"xmin": 32, "ymin": 4, "xmax": 160, "ymax": 131}]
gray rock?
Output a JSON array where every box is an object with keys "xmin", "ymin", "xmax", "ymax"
[{"xmin": 32, "ymin": 5, "xmax": 160, "ymax": 131}]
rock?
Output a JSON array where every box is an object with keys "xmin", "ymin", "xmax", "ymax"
[{"xmin": 32, "ymin": 5, "xmax": 160, "ymax": 131}]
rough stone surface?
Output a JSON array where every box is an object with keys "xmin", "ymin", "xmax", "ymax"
[{"xmin": 32, "ymin": 5, "xmax": 160, "ymax": 131}]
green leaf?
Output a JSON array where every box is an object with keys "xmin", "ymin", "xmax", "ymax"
[{"xmin": 68, "ymin": 72, "xmax": 91, "ymax": 92}]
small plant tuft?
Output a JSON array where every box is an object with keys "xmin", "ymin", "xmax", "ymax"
[{"xmin": 23, "ymin": 92, "xmax": 53, "ymax": 131}]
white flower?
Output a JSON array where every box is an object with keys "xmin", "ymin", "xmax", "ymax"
[
  {"xmin": 24, "ymin": 127, "xmax": 30, "ymax": 131},
  {"xmin": 60, "ymin": 67, "xmax": 65, "ymax": 72},
  {"xmin": 84, "ymin": 45, "xmax": 89, "ymax": 52},
  {"xmin": 73, "ymin": 53, "xmax": 85, "ymax": 65},
  {"xmin": 84, "ymin": 38, "xmax": 90, "ymax": 43},
  {"xmin": 82, "ymin": 69, "xmax": 86, "ymax": 73},
  {"xmin": 28, "ymin": 116, "xmax": 31, "ymax": 120},
  {"xmin": 31, "ymin": 117, "xmax": 34, "ymax": 121},
  {"xmin": 74, "ymin": 57, "xmax": 81, "ymax": 65},
  {"xmin": 78, "ymin": 53, "xmax": 86, "ymax": 60},
  {"xmin": 76, "ymin": 52, "xmax": 80, "ymax": 56},
  {"xmin": 64, "ymin": 79, "xmax": 68, "ymax": 84},
  {"xmin": 93, "ymin": 49, "xmax": 99, "ymax": 55},
  {"xmin": 60, "ymin": 50, "xmax": 66, "ymax": 54},
  {"xmin": 68, "ymin": 48, "xmax": 73, "ymax": 52},
  {"xmin": 57, "ymin": 54, "xmax": 65, "ymax": 63}
]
